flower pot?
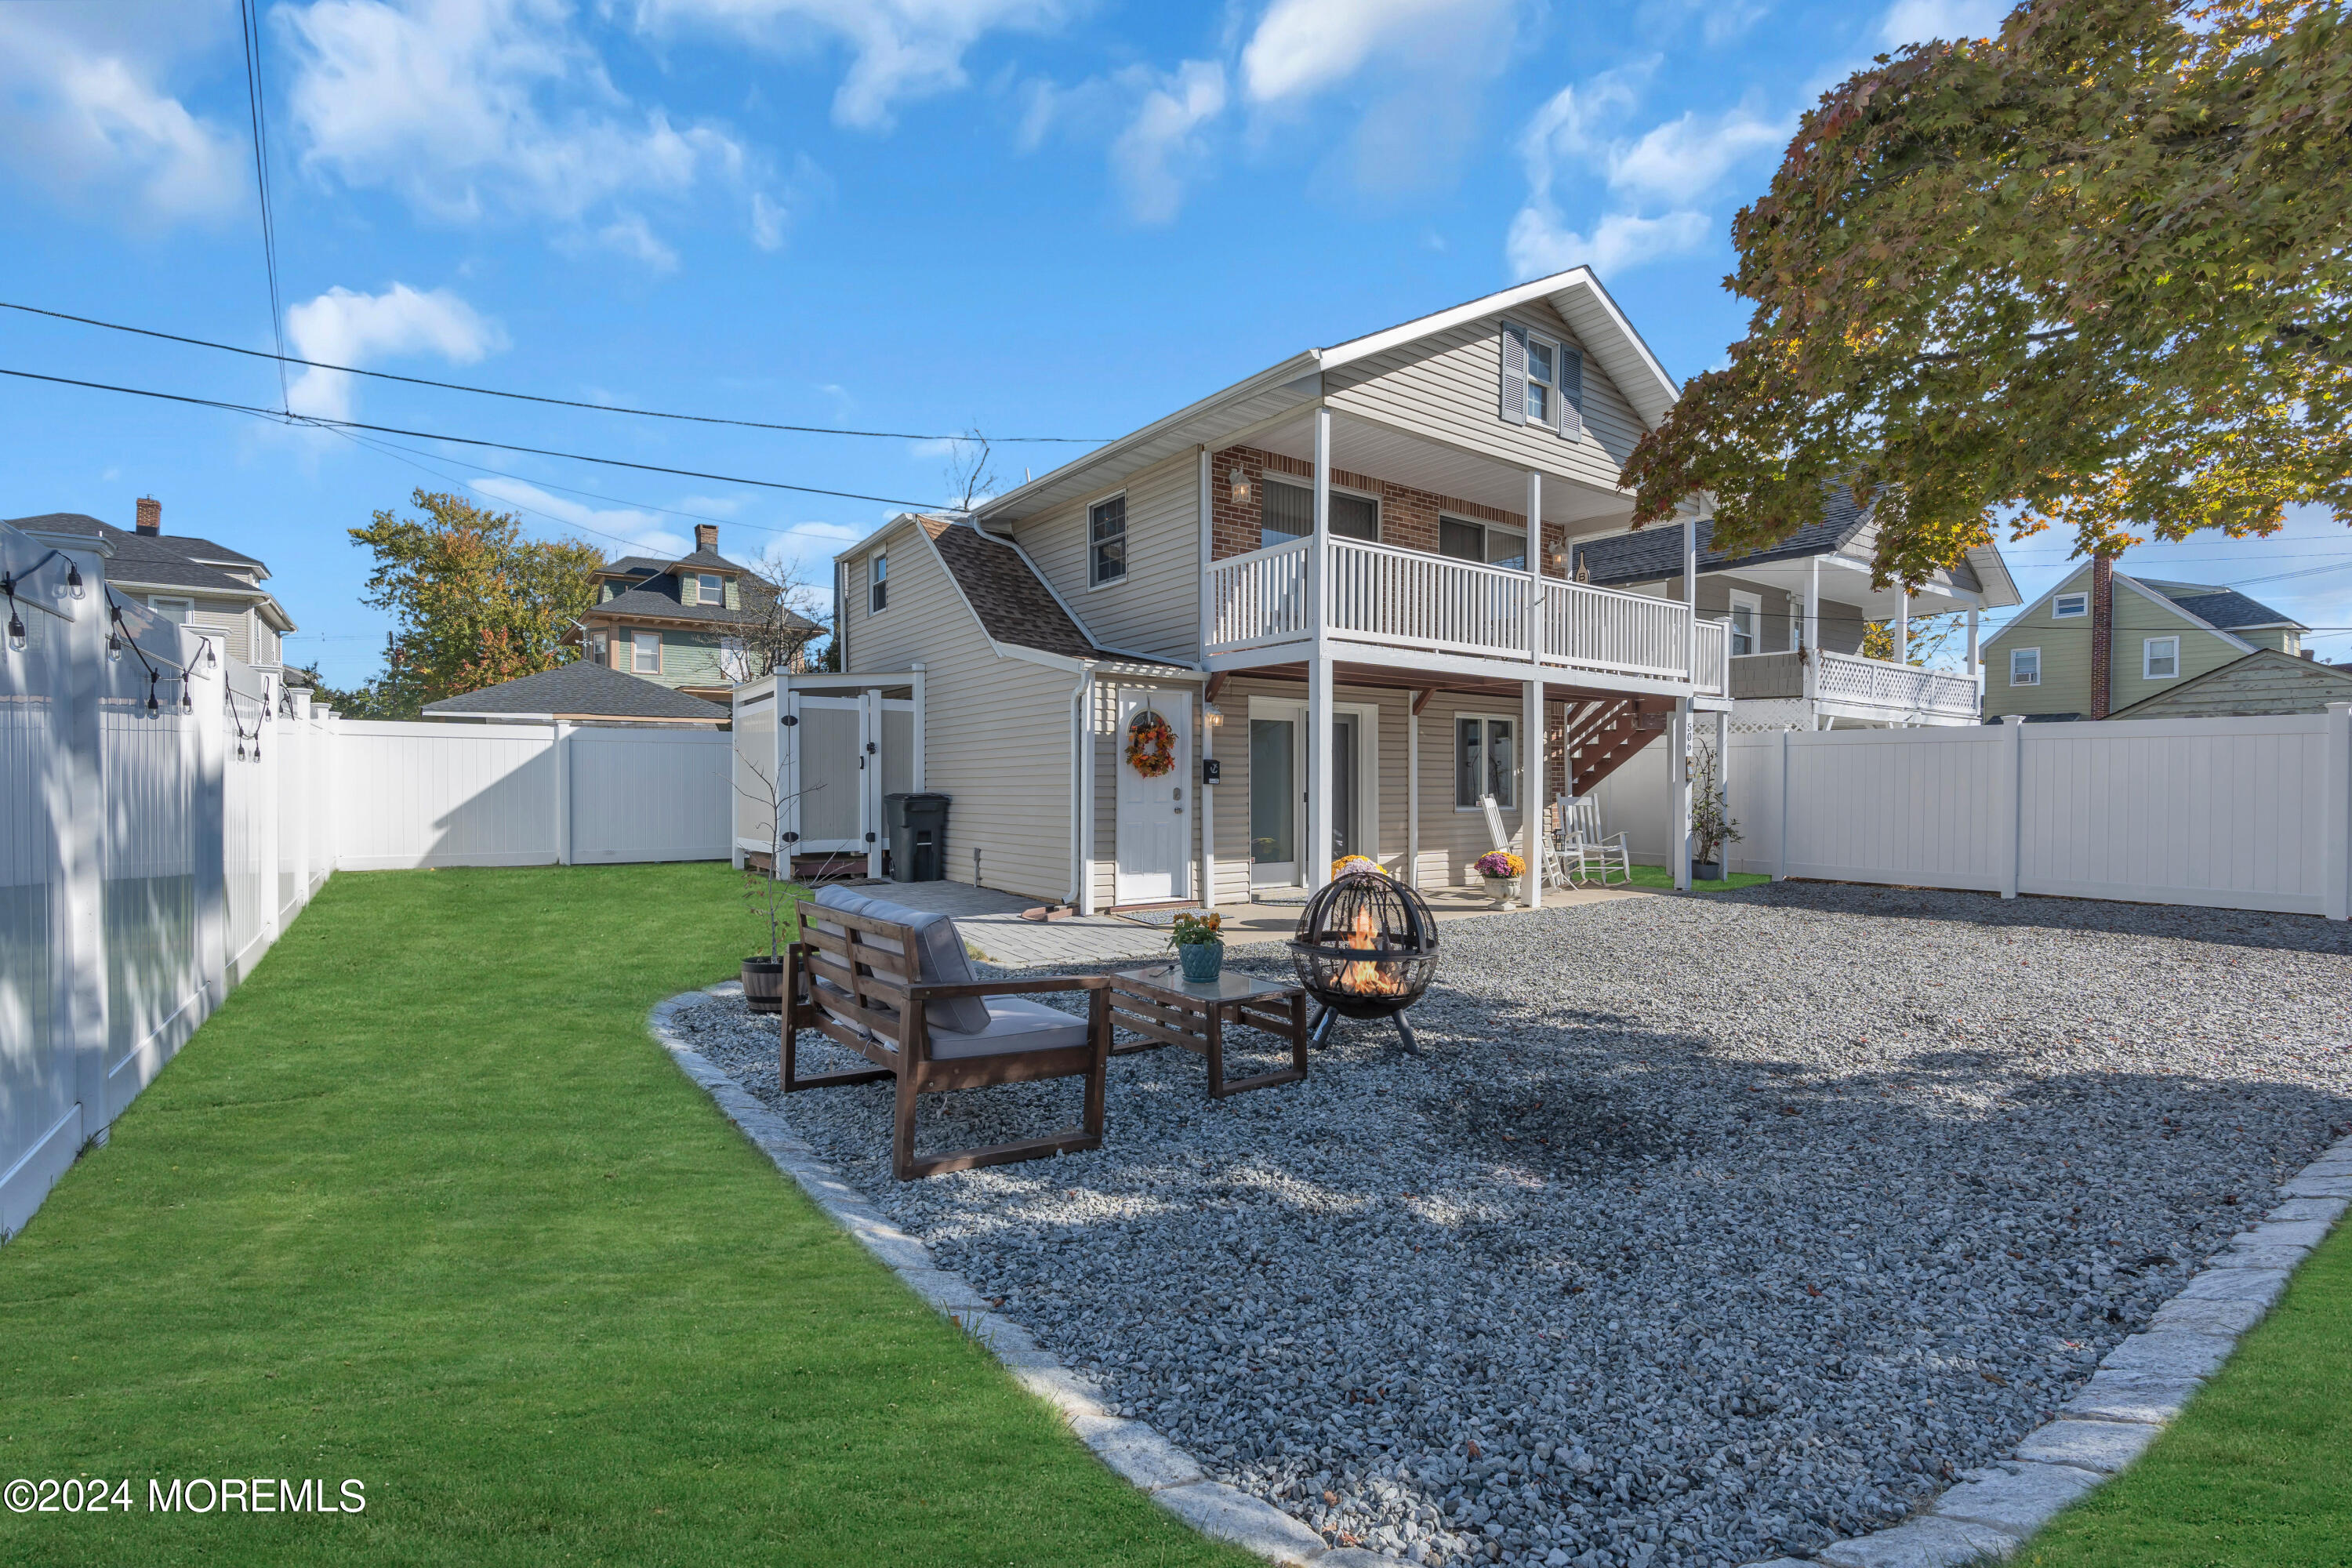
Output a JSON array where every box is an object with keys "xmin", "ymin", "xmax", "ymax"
[
  {"xmin": 1480, "ymin": 874, "xmax": 1519, "ymax": 909},
  {"xmin": 1176, "ymin": 941, "xmax": 1225, "ymax": 983},
  {"xmin": 1692, "ymin": 860, "xmax": 1723, "ymax": 883},
  {"xmin": 742, "ymin": 955, "xmax": 786, "ymax": 1014}
]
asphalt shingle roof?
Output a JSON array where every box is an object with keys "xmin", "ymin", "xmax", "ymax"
[
  {"xmin": 421, "ymin": 660, "xmax": 731, "ymax": 720},
  {"xmin": 5, "ymin": 513, "xmax": 272, "ymax": 595},
  {"xmin": 920, "ymin": 514, "xmax": 1167, "ymax": 664},
  {"xmin": 1570, "ymin": 488, "xmax": 1874, "ymax": 586},
  {"xmin": 2140, "ymin": 581, "xmax": 2303, "ymax": 631}
]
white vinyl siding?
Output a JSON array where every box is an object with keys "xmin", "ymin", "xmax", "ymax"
[{"xmin": 1326, "ymin": 300, "xmax": 1632, "ymax": 491}]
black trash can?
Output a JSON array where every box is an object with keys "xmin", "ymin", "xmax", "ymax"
[{"xmin": 883, "ymin": 792, "xmax": 950, "ymax": 883}]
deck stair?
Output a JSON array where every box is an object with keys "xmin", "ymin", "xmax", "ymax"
[{"xmin": 1563, "ymin": 697, "xmax": 1671, "ymax": 795}]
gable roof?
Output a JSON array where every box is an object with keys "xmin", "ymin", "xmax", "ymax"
[
  {"xmin": 966, "ymin": 267, "xmax": 1678, "ymax": 528},
  {"xmin": 2108, "ymin": 647, "xmax": 2352, "ymax": 719},
  {"xmin": 1572, "ymin": 488, "xmax": 1875, "ymax": 586},
  {"xmin": 7, "ymin": 511, "xmax": 293, "ymax": 626},
  {"xmin": 588, "ymin": 566, "xmax": 817, "ymax": 632},
  {"xmin": 917, "ymin": 515, "xmax": 1116, "ymax": 662},
  {"xmin": 420, "ymin": 659, "xmax": 731, "ymax": 722},
  {"xmin": 2136, "ymin": 580, "xmax": 2303, "ymax": 632},
  {"xmin": 9, "ymin": 512, "xmax": 270, "ymax": 575}
]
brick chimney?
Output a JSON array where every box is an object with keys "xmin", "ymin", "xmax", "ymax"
[
  {"xmin": 135, "ymin": 496, "xmax": 162, "ymax": 536},
  {"xmin": 694, "ymin": 523, "xmax": 719, "ymax": 554},
  {"xmin": 2089, "ymin": 555, "xmax": 2114, "ymax": 719}
]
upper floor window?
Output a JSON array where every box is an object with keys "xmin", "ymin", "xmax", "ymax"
[
  {"xmin": 2053, "ymin": 591, "xmax": 2089, "ymax": 618},
  {"xmin": 2010, "ymin": 648, "xmax": 2041, "ymax": 686},
  {"xmin": 1439, "ymin": 517, "xmax": 1525, "ymax": 572},
  {"xmin": 2143, "ymin": 636, "xmax": 2180, "ymax": 680},
  {"xmin": 869, "ymin": 552, "xmax": 888, "ymax": 613},
  {"xmin": 1502, "ymin": 321, "xmax": 1583, "ymax": 436},
  {"xmin": 1090, "ymin": 495, "xmax": 1127, "ymax": 585},
  {"xmin": 692, "ymin": 572, "xmax": 724, "ymax": 606},
  {"xmin": 1728, "ymin": 591, "xmax": 1762, "ymax": 658},
  {"xmin": 632, "ymin": 630, "xmax": 662, "ymax": 673},
  {"xmin": 147, "ymin": 595, "xmax": 194, "ymax": 625},
  {"xmin": 1526, "ymin": 336, "xmax": 1558, "ymax": 425}
]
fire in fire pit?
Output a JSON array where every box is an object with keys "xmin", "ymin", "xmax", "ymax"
[{"xmin": 1287, "ymin": 869, "xmax": 1439, "ymax": 1051}]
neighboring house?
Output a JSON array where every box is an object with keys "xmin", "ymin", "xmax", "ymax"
[
  {"xmin": 821, "ymin": 267, "xmax": 1864, "ymax": 912},
  {"xmin": 1983, "ymin": 561, "xmax": 2310, "ymax": 721},
  {"xmin": 421, "ymin": 660, "xmax": 730, "ymax": 725},
  {"xmin": 1570, "ymin": 487, "xmax": 2018, "ymax": 730},
  {"xmin": 2107, "ymin": 647, "xmax": 2352, "ymax": 720},
  {"xmin": 580, "ymin": 523, "xmax": 819, "ymax": 702},
  {"xmin": 7, "ymin": 499, "xmax": 296, "ymax": 672}
]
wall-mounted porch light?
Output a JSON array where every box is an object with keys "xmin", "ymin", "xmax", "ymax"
[{"xmin": 1228, "ymin": 467, "xmax": 1250, "ymax": 506}]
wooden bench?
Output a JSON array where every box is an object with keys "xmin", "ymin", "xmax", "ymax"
[{"xmin": 784, "ymin": 888, "xmax": 1110, "ymax": 1181}]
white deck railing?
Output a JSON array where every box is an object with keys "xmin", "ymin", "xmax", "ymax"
[
  {"xmin": 1207, "ymin": 535, "xmax": 1722, "ymax": 691},
  {"xmin": 1813, "ymin": 648, "xmax": 1979, "ymax": 719}
]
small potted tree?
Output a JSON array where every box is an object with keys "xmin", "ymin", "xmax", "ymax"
[
  {"xmin": 736, "ymin": 753, "xmax": 800, "ymax": 1013},
  {"xmin": 1689, "ymin": 740, "xmax": 1741, "ymax": 883},
  {"xmin": 1167, "ymin": 911, "xmax": 1225, "ymax": 982},
  {"xmin": 1472, "ymin": 849, "xmax": 1526, "ymax": 909}
]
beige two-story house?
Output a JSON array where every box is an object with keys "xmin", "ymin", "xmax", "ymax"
[{"xmin": 826, "ymin": 270, "xmax": 2004, "ymax": 913}]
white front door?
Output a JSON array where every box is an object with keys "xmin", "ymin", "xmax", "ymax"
[{"xmin": 1114, "ymin": 691, "xmax": 1191, "ymax": 904}]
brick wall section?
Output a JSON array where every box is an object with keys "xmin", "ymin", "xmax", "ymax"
[{"xmin": 1208, "ymin": 445, "xmax": 1573, "ymax": 575}]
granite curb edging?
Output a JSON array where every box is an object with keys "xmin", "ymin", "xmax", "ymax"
[
  {"xmin": 654, "ymin": 986, "xmax": 2350, "ymax": 1568},
  {"xmin": 649, "ymin": 986, "xmax": 1361, "ymax": 1568},
  {"xmin": 1749, "ymin": 1131, "xmax": 2352, "ymax": 1568}
]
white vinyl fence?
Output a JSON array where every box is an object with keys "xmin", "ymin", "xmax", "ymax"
[
  {"xmin": 1, "ymin": 518, "xmax": 732, "ymax": 1242},
  {"xmin": 1721, "ymin": 713, "xmax": 2352, "ymax": 918}
]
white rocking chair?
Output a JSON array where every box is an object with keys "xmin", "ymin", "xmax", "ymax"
[{"xmin": 1561, "ymin": 795, "xmax": 1633, "ymax": 886}]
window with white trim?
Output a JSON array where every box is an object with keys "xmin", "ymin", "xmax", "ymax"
[
  {"xmin": 2053, "ymin": 592, "xmax": 2089, "ymax": 618},
  {"xmin": 2010, "ymin": 647, "xmax": 2041, "ymax": 686},
  {"xmin": 1727, "ymin": 590, "xmax": 1762, "ymax": 657},
  {"xmin": 1525, "ymin": 334, "xmax": 1560, "ymax": 426},
  {"xmin": 868, "ymin": 552, "xmax": 887, "ymax": 613},
  {"xmin": 692, "ymin": 572, "xmax": 724, "ymax": 606},
  {"xmin": 1089, "ymin": 495, "xmax": 1127, "ymax": 585},
  {"xmin": 1454, "ymin": 716, "xmax": 1515, "ymax": 809},
  {"xmin": 147, "ymin": 594, "xmax": 194, "ymax": 625},
  {"xmin": 2143, "ymin": 636, "xmax": 2180, "ymax": 680},
  {"xmin": 1438, "ymin": 517, "xmax": 1525, "ymax": 572},
  {"xmin": 632, "ymin": 631, "xmax": 661, "ymax": 673}
]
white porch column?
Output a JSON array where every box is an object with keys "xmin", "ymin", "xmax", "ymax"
[
  {"xmin": 1805, "ymin": 557, "xmax": 1821, "ymax": 653},
  {"xmin": 1526, "ymin": 470, "xmax": 1544, "ymax": 661},
  {"xmin": 1682, "ymin": 514, "xmax": 1699, "ymax": 678},
  {"xmin": 1076, "ymin": 671, "xmax": 1098, "ymax": 913},
  {"xmin": 1966, "ymin": 606, "xmax": 1981, "ymax": 700},
  {"xmin": 1308, "ymin": 656, "xmax": 1334, "ymax": 891},
  {"xmin": 1895, "ymin": 590, "xmax": 1910, "ymax": 665},
  {"xmin": 1523, "ymin": 675, "xmax": 1544, "ymax": 909},
  {"xmin": 1670, "ymin": 698, "xmax": 1693, "ymax": 891},
  {"xmin": 1308, "ymin": 405, "xmax": 1334, "ymax": 891}
]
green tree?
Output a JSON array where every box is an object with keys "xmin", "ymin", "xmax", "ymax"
[
  {"xmin": 348, "ymin": 490, "xmax": 603, "ymax": 718},
  {"xmin": 1624, "ymin": 0, "xmax": 2350, "ymax": 586}
]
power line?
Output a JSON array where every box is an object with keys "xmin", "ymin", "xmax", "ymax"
[
  {"xmin": 235, "ymin": 0, "xmax": 289, "ymax": 413},
  {"xmin": 0, "ymin": 364, "xmax": 944, "ymax": 509},
  {"xmin": 0, "ymin": 299, "xmax": 1109, "ymax": 445}
]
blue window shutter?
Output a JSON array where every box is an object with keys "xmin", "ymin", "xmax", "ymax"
[
  {"xmin": 1499, "ymin": 321, "xmax": 1529, "ymax": 426},
  {"xmin": 1559, "ymin": 347, "xmax": 1584, "ymax": 438}
]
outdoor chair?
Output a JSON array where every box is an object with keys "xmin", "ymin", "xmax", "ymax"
[
  {"xmin": 1561, "ymin": 794, "xmax": 1633, "ymax": 886},
  {"xmin": 1479, "ymin": 794, "xmax": 1571, "ymax": 891},
  {"xmin": 784, "ymin": 885, "xmax": 1111, "ymax": 1181}
]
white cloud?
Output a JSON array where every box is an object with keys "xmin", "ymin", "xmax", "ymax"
[
  {"xmin": 280, "ymin": 0, "xmax": 774, "ymax": 257},
  {"xmin": 285, "ymin": 283, "xmax": 506, "ymax": 422},
  {"xmin": 1110, "ymin": 61, "xmax": 1226, "ymax": 225},
  {"xmin": 1239, "ymin": 0, "xmax": 1508, "ymax": 104},
  {"xmin": 1879, "ymin": 0, "xmax": 2005, "ymax": 49},
  {"xmin": 583, "ymin": 213, "xmax": 681, "ymax": 270},
  {"xmin": 0, "ymin": 6, "xmax": 244, "ymax": 223},
  {"xmin": 631, "ymin": 0, "xmax": 1070, "ymax": 130},
  {"xmin": 466, "ymin": 477, "xmax": 692, "ymax": 556},
  {"xmin": 1506, "ymin": 207, "xmax": 1711, "ymax": 280},
  {"xmin": 1604, "ymin": 105, "xmax": 1788, "ymax": 204}
]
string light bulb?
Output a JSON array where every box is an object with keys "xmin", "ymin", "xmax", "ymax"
[
  {"xmin": 66, "ymin": 562, "xmax": 85, "ymax": 601},
  {"xmin": 146, "ymin": 675, "xmax": 161, "ymax": 717},
  {"xmin": 6, "ymin": 611, "xmax": 23, "ymax": 653},
  {"xmin": 180, "ymin": 681, "xmax": 192, "ymax": 714}
]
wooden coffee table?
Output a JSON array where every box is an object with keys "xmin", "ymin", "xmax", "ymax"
[{"xmin": 1107, "ymin": 965, "xmax": 1309, "ymax": 1098}]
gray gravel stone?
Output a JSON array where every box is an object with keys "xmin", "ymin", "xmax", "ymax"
[
  {"xmin": 2012, "ymin": 1420, "xmax": 2158, "ymax": 1475},
  {"xmin": 1931, "ymin": 1461, "xmax": 2101, "ymax": 1534},
  {"xmin": 681, "ymin": 884, "xmax": 2352, "ymax": 1568}
]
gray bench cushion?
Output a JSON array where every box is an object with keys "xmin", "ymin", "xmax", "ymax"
[
  {"xmin": 809, "ymin": 885, "xmax": 989, "ymax": 1034},
  {"xmin": 927, "ymin": 996, "xmax": 1093, "ymax": 1059}
]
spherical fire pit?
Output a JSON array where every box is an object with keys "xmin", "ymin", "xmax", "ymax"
[{"xmin": 1287, "ymin": 869, "xmax": 1439, "ymax": 1051}]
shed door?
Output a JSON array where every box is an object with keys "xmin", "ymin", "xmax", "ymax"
[{"xmin": 1113, "ymin": 691, "xmax": 1190, "ymax": 905}]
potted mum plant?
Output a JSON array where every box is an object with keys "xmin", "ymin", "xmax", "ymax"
[
  {"xmin": 1472, "ymin": 848, "xmax": 1526, "ymax": 909},
  {"xmin": 1167, "ymin": 911, "xmax": 1225, "ymax": 982}
]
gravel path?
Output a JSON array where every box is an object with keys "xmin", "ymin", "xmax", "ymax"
[{"xmin": 679, "ymin": 885, "xmax": 2352, "ymax": 1568}]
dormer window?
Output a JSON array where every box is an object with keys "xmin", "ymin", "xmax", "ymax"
[{"xmin": 691, "ymin": 572, "xmax": 724, "ymax": 606}]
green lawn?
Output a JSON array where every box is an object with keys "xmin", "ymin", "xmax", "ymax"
[
  {"xmin": 1623, "ymin": 862, "xmax": 1773, "ymax": 893},
  {"xmin": 0, "ymin": 863, "xmax": 1250, "ymax": 1568},
  {"xmin": 2016, "ymin": 1218, "xmax": 2352, "ymax": 1568}
]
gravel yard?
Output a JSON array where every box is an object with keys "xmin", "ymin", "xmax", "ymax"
[{"xmin": 680, "ymin": 884, "xmax": 2352, "ymax": 1568}]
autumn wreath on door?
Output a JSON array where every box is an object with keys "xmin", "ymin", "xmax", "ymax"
[{"xmin": 1125, "ymin": 708, "xmax": 1177, "ymax": 777}]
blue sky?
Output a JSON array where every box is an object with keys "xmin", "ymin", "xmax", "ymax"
[{"xmin": 3, "ymin": 0, "xmax": 2344, "ymax": 684}]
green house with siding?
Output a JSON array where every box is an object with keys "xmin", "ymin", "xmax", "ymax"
[
  {"xmin": 1982, "ymin": 561, "xmax": 2308, "ymax": 721},
  {"xmin": 581, "ymin": 524, "xmax": 815, "ymax": 702}
]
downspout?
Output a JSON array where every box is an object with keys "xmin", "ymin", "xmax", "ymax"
[{"xmin": 1071, "ymin": 665, "xmax": 1097, "ymax": 911}]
